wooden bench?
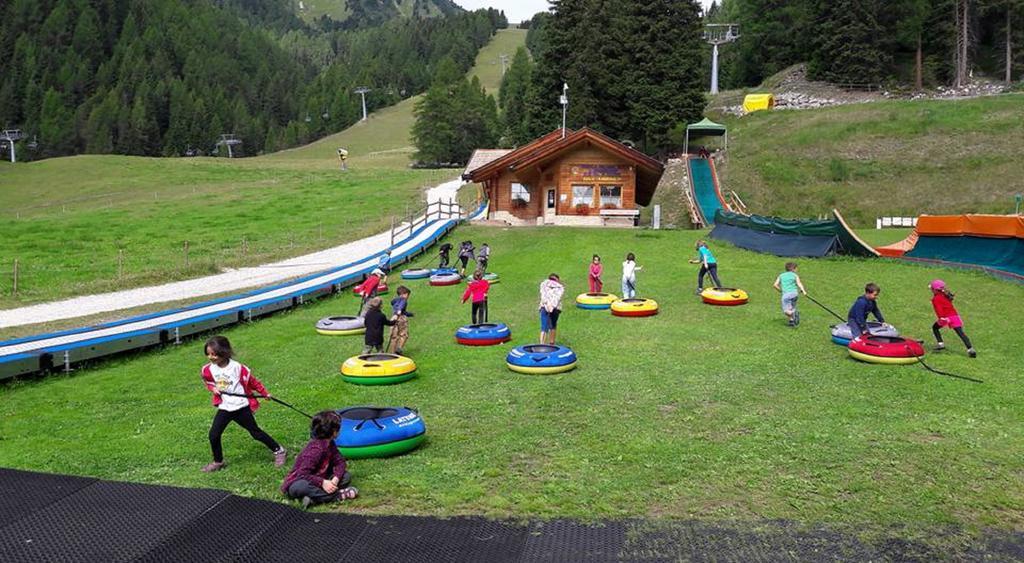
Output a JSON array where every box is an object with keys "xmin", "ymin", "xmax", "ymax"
[{"xmin": 600, "ymin": 208, "xmax": 640, "ymax": 227}]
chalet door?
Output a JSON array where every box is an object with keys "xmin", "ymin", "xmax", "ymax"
[{"xmin": 544, "ymin": 188, "xmax": 556, "ymax": 224}]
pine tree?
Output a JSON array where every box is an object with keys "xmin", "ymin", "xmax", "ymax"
[
  {"xmin": 808, "ymin": 0, "xmax": 889, "ymax": 84},
  {"xmin": 498, "ymin": 47, "xmax": 533, "ymax": 145}
]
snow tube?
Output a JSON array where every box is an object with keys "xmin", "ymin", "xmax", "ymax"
[
  {"xmin": 340, "ymin": 354, "xmax": 417, "ymax": 385},
  {"xmin": 429, "ymin": 272, "xmax": 462, "ymax": 286},
  {"xmin": 576, "ymin": 292, "xmax": 618, "ymax": 310},
  {"xmin": 465, "ymin": 272, "xmax": 500, "ymax": 284},
  {"xmin": 334, "ymin": 406, "xmax": 426, "ymax": 459},
  {"xmin": 455, "ymin": 322, "xmax": 512, "ymax": 346},
  {"xmin": 353, "ymin": 281, "xmax": 388, "ymax": 295},
  {"xmin": 701, "ymin": 287, "xmax": 749, "ymax": 306},
  {"xmin": 506, "ymin": 344, "xmax": 577, "ymax": 374},
  {"xmin": 315, "ymin": 316, "xmax": 365, "ymax": 336},
  {"xmin": 431, "ymin": 267, "xmax": 458, "ymax": 276},
  {"xmin": 401, "ymin": 268, "xmax": 432, "ymax": 280},
  {"xmin": 848, "ymin": 335, "xmax": 925, "ymax": 365},
  {"xmin": 610, "ymin": 298, "xmax": 659, "ymax": 317},
  {"xmin": 830, "ymin": 322, "xmax": 899, "ymax": 346}
]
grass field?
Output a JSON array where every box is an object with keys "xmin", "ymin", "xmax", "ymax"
[
  {"xmin": 716, "ymin": 94, "xmax": 1024, "ymax": 226},
  {"xmin": 469, "ymin": 28, "xmax": 529, "ymax": 95},
  {"xmin": 3, "ymin": 227, "xmax": 1022, "ymax": 542}
]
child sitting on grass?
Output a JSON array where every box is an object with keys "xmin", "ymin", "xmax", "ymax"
[
  {"xmin": 281, "ymin": 410, "xmax": 357, "ymax": 509},
  {"xmin": 462, "ymin": 270, "xmax": 491, "ymax": 324},
  {"xmin": 387, "ymin": 286, "xmax": 413, "ymax": 355},
  {"xmin": 200, "ymin": 335, "xmax": 286, "ymax": 473},
  {"xmin": 847, "ymin": 282, "xmax": 884, "ymax": 337},
  {"xmin": 773, "ymin": 262, "xmax": 807, "ymax": 327},
  {"xmin": 362, "ymin": 297, "xmax": 394, "ymax": 354},
  {"xmin": 929, "ymin": 279, "xmax": 976, "ymax": 358}
]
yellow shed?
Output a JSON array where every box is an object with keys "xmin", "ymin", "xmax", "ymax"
[{"xmin": 742, "ymin": 93, "xmax": 775, "ymax": 114}]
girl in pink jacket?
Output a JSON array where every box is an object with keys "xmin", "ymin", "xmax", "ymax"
[
  {"xmin": 461, "ymin": 270, "xmax": 491, "ymax": 324},
  {"xmin": 588, "ymin": 255, "xmax": 603, "ymax": 293}
]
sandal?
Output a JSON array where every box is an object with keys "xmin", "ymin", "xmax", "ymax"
[{"xmin": 338, "ymin": 486, "xmax": 359, "ymax": 501}]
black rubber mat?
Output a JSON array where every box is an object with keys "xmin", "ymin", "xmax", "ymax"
[
  {"xmin": 134, "ymin": 495, "xmax": 293, "ymax": 563},
  {"xmin": 520, "ymin": 519, "xmax": 627, "ymax": 561},
  {"xmin": 0, "ymin": 468, "xmax": 97, "ymax": 528},
  {"xmin": 343, "ymin": 515, "xmax": 528, "ymax": 562},
  {"xmin": 1, "ymin": 468, "xmax": 1022, "ymax": 562},
  {"xmin": 0, "ymin": 480, "xmax": 228, "ymax": 563}
]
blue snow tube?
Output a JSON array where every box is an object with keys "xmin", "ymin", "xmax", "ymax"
[
  {"xmin": 456, "ymin": 322, "xmax": 512, "ymax": 346},
  {"xmin": 333, "ymin": 406, "xmax": 426, "ymax": 459},
  {"xmin": 431, "ymin": 267, "xmax": 458, "ymax": 276},
  {"xmin": 506, "ymin": 344, "xmax": 578, "ymax": 374}
]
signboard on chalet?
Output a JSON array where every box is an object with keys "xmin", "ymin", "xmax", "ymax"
[{"xmin": 570, "ymin": 164, "xmax": 624, "ymax": 182}]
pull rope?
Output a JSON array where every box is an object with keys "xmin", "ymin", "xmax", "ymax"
[
  {"xmin": 804, "ymin": 294, "xmax": 846, "ymax": 323},
  {"xmin": 902, "ymin": 345, "xmax": 983, "ymax": 384},
  {"xmin": 219, "ymin": 391, "xmax": 314, "ymax": 419}
]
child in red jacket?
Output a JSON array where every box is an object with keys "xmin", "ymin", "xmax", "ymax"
[
  {"xmin": 462, "ymin": 270, "xmax": 491, "ymax": 324},
  {"xmin": 281, "ymin": 411, "xmax": 358, "ymax": 509},
  {"xmin": 929, "ymin": 279, "xmax": 976, "ymax": 358},
  {"xmin": 200, "ymin": 336, "xmax": 286, "ymax": 472}
]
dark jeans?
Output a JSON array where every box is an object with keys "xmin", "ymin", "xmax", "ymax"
[
  {"xmin": 209, "ymin": 407, "xmax": 280, "ymax": 463},
  {"xmin": 478, "ymin": 258, "xmax": 488, "ymax": 272},
  {"xmin": 286, "ymin": 472, "xmax": 353, "ymax": 506},
  {"xmin": 439, "ymin": 254, "xmax": 449, "ymax": 268},
  {"xmin": 472, "ymin": 299, "xmax": 488, "ymax": 324},
  {"xmin": 698, "ymin": 263, "xmax": 722, "ymax": 289},
  {"xmin": 933, "ymin": 322, "xmax": 973, "ymax": 348}
]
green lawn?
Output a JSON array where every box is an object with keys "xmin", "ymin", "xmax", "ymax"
[
  {"xmin": 3, "ymin": 227, "xmax": 1022, "ymax": 539},
  {"xmin": 469, "ymin": 28, "xmax": 529, "ymax": 95},
  {"xmin": 716, "ymin": 94, "xmax": 1024, "ymax": 226}
]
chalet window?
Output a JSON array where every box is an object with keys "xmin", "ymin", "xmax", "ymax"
[
  {"xmin": 511, "ymin": 183, "xmax": 530, "ymax": 207},
  {"xmin": 571, "ymin": 185, "xmax": 594, "ymax": 207},
  {"xmin": 600, "ymin": 185, "xmax": 622, "ymax": 208}
]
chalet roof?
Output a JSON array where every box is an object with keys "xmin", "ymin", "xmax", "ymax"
[
  {"xmin": 465, "ymin": 128, "xmax": 665, "ymax": 206},
  {"xmin": 463, "ymin": 149, "xmax": 513, "ymax": 177}
]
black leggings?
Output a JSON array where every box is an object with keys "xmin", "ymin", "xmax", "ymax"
[
  {"xmin": 439, "ymin": 253, "xmax": 449, "ymax": 268},
  {"xmin": 698, "ymin": 263, "xmax": 722, "ymax": 289},
  {"xmin": 933, "ymin": 322, "xmax": 973, "ymax": 349},
  {"xmin": 285, "ymin": 472, "xmax": 352, "ymax": 506},
  {"xmin": 472, "ymin": 299, "xmax": 488, "ymax": 324},
  {"xmin": 209, "ymin": 407, "xmax": 280, "ymax": 463}
]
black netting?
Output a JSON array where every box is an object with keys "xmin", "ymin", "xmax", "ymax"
[
  {"xmin": 328, "ymin": 316, "xmax": 358, "ymax": 322},
  {"xmin": 520, "ymin": 519, "xmax": 626, "ymax": 562}
]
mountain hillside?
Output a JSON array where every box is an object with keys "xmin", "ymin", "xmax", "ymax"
[{"xmin": 295, "ymin": 0, "xmax": 463, "ymax": 26}]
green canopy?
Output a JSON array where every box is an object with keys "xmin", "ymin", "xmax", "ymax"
[
  {"xmin": 684, "ymin": 118, "xmax": 728, "ymax": 154},
  {"xmin": 686, "ymin": 118, "xmax": 727, "ymax": 136}
]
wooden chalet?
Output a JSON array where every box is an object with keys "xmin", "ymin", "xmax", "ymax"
[{"xmin": 463, "ymin": 128, "xmax": 664, "ymax": 227}]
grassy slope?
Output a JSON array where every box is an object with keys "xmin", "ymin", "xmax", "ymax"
[
  {"xmin": 2, "ymin": 227, "xmax": 1022, "ymax": 539},
  {"xmin": 469, "ymin": 28, "xmax": 529, "ymax": 95},
  {"xmin": 0, "ymin": 28, "xmax": 531, "ymax": 310},
  {"xmin": 716, "ymin": 94, "xmax": 1024, "ymax": 226}
]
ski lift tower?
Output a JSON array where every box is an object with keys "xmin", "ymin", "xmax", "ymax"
[
  {"xmin": 354, "ymin": 87, "xmax": 371, "ymax": 121},
  {"xmin": 215, "ymin": 134, "xmax": 242, "ymax": 158},
  {"xmin": 704, "ymin": 24, "xmax": 740, "ymax": 95},
  {"xmin": 1, "ymin": 129, "xmax": 23, "ymax": 163}
]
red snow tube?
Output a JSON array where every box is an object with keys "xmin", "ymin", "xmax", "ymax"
[{"xmin": 848, "ymin": 335, "xmax": 925, "ymax": 365}]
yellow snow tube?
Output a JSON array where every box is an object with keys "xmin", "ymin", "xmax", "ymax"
[
  {"xmin": 575, "ymin": 292, "xmax": 618, "ymax": 309},
  {"xmin": 610, "ymin": 298, "xmax": 659, "ymax": 317},
  {"xmin": 700, "ymin": 287, "xmax": 749, "ymax": 306},
  {"xmin": 340, "ymin": 354, "xmax": 417, "ymax": 385}
]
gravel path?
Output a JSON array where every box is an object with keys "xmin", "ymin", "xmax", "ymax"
[{"xmin": 0, "ymin": 178, "xmax": 464, "ymax": 329}]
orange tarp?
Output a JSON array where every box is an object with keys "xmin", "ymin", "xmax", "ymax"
[{"xmin": 916, "ymin": 214, "xmax": 1024, "ymax": 238}]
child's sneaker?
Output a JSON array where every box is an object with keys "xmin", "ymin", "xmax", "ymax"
[
  {"xmin": 695, "ymin": 287, "xmax": 704, "ymax": 295},
  {"xmin": 793, "ymin": 310, "xmax": 800, "ymax": 326},
  {"xmin": 967, "ymin": 348, "xmax": 977, "ymax": 358},
  {"xmin": 933, "ymin": 342, "xmax": 945, "ymax": 351},
  {"xmin": 273, "ymin": 447, "xmax": 287, "ymax": 467},
  {"xmin": 201, "ymin": 461, "xmax": 224, "ymax": 473}
]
